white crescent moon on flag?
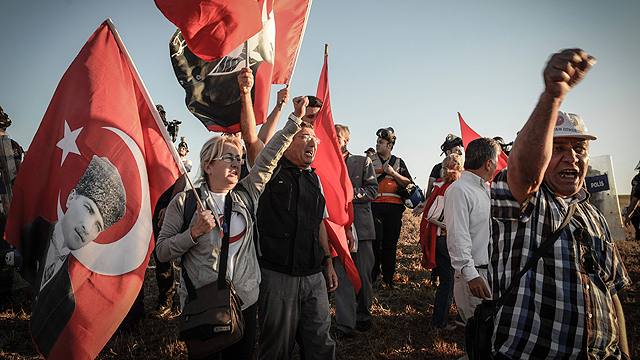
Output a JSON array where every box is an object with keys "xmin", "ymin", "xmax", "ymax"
[{"xmin": 60, "ymin": 126, "xmax": 152, "ymax": 275}]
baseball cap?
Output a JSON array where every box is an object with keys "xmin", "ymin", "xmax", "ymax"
[{"xmin": 554, "ymin": 111, "xmax": 597, "ymax": 140}]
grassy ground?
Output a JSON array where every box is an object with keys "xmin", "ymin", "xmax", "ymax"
[{"xmin": 1, "ymin": 201, "xmax": 638, "ymax": 359}]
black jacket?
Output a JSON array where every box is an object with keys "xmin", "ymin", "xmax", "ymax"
[{"xmin": 257, "ymin": 157, "xmax": 326, "ymax": 276}]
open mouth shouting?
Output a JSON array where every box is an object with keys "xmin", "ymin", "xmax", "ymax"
[{"xmin": 558, "ymin": 169, "xmax": 578, "ymax": 179}]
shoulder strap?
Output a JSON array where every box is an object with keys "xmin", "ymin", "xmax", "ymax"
[
  {"xmin": 495, "ymin": 203, "xmax": 577, "ymax": 307},
  {"xmin": 216, "ymin": 192, "xmax": 233, "ymax": 291},
  {"xmin": 181, "ymin": 187, "xmax": 200, "ymax": 234},
  {"xmin": 376, "ymin": 155, "xmax": 395, "ymax": 183},
  {"xmin": 389, "ymin": 155, "xmax": 397, "ymax": 167},
  {"xmin": 181, "ymin": 187, "xmax": 233, "ymax": 299}
]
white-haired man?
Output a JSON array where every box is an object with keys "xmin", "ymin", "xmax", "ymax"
[{"xmin": 490, "ymin": 49, "xmax": 630, "ymax": 360}]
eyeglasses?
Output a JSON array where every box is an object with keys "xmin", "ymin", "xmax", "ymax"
[
  {"xmin": 294, "ymin": 134, "xmax": 321, "ymax": 144},
  {"xmin": 212, "ymin": 155, "xmax": 244, "ymax": 165},
  {"xmin": 573, "ymin": 228, "xmax": 597, "ymax": 274}
]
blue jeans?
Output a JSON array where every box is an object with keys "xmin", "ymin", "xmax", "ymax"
[{"xmin": 432, "ymin": 235, "xmax": 454, "ymax": 328}]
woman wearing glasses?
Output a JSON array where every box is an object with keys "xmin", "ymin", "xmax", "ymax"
[{"xmin": 156, "ymin": 68, "xmax": 305, "ymax": 360}]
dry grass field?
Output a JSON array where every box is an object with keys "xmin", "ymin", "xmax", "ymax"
[{"xmin": 1, "ymin": 198, "xmax": 638, "ymax": 359}]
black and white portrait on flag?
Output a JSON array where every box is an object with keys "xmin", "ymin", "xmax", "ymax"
[{"xmin": 20, "ymin": 155, "xmax": 126, "ymax": 358}]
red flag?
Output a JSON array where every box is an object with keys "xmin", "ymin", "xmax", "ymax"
[
  {"xmin": 169, "ymin": 0, "xmax": 275, "ymax": 133},
  {"xmin": 6, "ymin": 20, "xmax": 181, "ymax": 359},
  {"xmin": 458, "ymin": 112, "xmax": 508, "ymax": 174},
  {"xmin": 155, "ymin": 0, "xmax": 263, "ymax": 62},
  {"xmin": 272, "ymin": 0, "xmax": 313, "ymax": 84},
  {"xmin": 313, "ymin": 54, "xmax": 361, "ymax": 292}
]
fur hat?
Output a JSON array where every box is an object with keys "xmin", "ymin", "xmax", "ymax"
[{"xmin": 75, "ymin": 155, "xmax": 126, "ymax": 229}]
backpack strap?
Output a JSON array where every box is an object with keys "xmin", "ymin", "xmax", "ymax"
[
  {"xmin": 181, "ymin": 187, "xmax": 201, "ymax": 234},
  {"xmin": 181, "ymin": 189, "xmax": 233, "ymax": 299},
  {"xmin": 376, "ymin": 155, "xmax": 397, "ymax": 183},
  {"xmin": 495, "ymin": 203, "xmax": 577, "ymax": 308}
]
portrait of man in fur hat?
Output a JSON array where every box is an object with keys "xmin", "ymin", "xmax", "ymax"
[{"xmin": 19, "ymin": 155, "xmax": 126, "ymax": 358}]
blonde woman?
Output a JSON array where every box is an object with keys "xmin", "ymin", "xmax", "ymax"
[
  {"xmin": 156, "ymin": 68, "xmax": 304, "ymax": 360},
  {"xmin": 418, "ymin": 153, "xmax": 463, "ymax": 329}
]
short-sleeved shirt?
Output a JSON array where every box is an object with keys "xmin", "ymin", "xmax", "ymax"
[{"xmin": 490, "ymin": 169, "xmax": 630, "ymax": 360}]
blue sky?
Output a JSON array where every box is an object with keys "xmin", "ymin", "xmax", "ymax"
[{"xmin": 1, "ymin": 1, "xmax": 639, "ymax": 193}]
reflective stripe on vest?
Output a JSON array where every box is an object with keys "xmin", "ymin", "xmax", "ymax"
[{"xmin": 371, "ymin": 156, "xmax": 403, "ymax": 204}]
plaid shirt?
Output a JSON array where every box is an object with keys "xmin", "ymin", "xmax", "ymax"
[{"xmin": 490, "ymin": 169, "xmax": 630, "ymax": 360}]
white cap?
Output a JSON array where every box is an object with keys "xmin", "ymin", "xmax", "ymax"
[{"xmin": 554, "ymin": 111, "xmax": 597, "ymax": 140}]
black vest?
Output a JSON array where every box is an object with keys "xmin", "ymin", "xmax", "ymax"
[{"xmin": 257, "ymin": 157, "xmax": 326, "ymax": 276}]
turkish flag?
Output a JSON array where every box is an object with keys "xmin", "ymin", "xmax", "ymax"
[
  {"xmin": 272, "ymin": 0, "xmax": 313, "ymax": 84},
  {"xmin": 313, "ymin": 55, "xmax": 361, "ymax": 292},
  {"xmin": 458, "ymin": 112, "xmax": 508, "ymax": 176},
  {"xmin": 155, "ymin": 0, "xmax": 263, "ymax": 62},
  {"xmin": 5, "ymin": 20, "xmax": 181, "ymax": 359}
]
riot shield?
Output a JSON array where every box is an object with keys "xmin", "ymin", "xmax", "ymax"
[{"xmin": 585, "ymin": 155, "xmax": 625, "ymax": 241}]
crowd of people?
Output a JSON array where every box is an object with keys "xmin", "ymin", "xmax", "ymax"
[{"xmin": 1, "ymin": 48, "xmax": 635, "ymax": 360}]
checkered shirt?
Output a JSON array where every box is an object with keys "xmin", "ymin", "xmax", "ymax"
[{"xmin": 490, "ymin": 169, "xmax": 630, "ymax": 360}]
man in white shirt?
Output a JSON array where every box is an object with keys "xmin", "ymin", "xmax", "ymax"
[{"xmin": 444, "ymin": 137, "xmax": 501, "ymax": 324}]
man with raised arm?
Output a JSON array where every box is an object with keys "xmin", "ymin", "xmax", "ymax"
[
  {"xmin": 256, "ymin": 95, "xmax": 337, "ymax": 360},
  {"xmin": 490, "ymin": 49, "xmax": 630, "ymax": 360}
]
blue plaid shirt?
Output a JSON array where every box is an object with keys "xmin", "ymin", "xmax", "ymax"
[{"xmin": 490, "ymin": 169, "xmax": 630, "ymax": 360}]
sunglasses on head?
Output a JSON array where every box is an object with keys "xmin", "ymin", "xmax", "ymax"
[
  {"xmin": 376, "ymin": 128, "xmax": 393, "ymax": 138},
  {"xmin": 376, "ymin": 128, "xmax": 396, "ymax": 144}
]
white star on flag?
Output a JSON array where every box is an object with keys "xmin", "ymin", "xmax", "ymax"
[{"xmin": 56, "ymin": 121, "xmax": 82, "ymax": 166}]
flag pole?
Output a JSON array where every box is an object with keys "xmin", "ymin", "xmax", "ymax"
[
  {"xmin": 245, "ymin": 40, "xmax": 249, "ymax": 68},
  {"xmin": 106, "ymin": 18, "xmax": 185, "ymax": 175},
  {"xmin": 324, "ymin": 43, "xmax": 328, "ymax": 57},
  {"xmin": 107, "ymin": 18, "xmax": 204, "ymax": 211},
  {"xmin": 183, "ymin": 171, "xmax": 204, "ymax": 210},
  {"xmin": 277, "ymin": 84, "xmax": 289, "ymax": 111}
]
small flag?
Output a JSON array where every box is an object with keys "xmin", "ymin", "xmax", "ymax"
[{"xmin": 458, "ymin": 112, "xmax": 508, "ymax": 175}]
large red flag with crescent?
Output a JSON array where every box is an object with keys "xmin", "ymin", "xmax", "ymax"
[
  {"xmin": 458, "ymin": 112, "xmax": 508, "ymax": 175},
  {"xmin": 5, "ymin": 20, "xmax": 181, "ymax": 360},
  {"xmin": 313, "ymin": 54, "xmax": 361, "ymax": 292}
]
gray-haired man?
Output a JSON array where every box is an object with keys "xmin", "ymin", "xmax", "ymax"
[
  {"xmin": 444, "ymin": 137, "xmax": 501, "ymax": 324},
  {"xmin": 332, "ymin": 124, "xmax": 378, "ymax": 339},
  {"xmin": 490, "ymin": 49, "xmax": 630, "ymax": 360}
]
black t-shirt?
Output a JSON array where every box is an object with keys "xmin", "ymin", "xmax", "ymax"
[
  {"xmin": 430, "ymin": 162, "xmax": 442, "ymax": 179},
  {"xmin": 633, "ymin": 177, "xmax": 640, "ymax": 199},
  {"xmin": 631, "ymin": 173, "xmax": 640, "ymax": 195}
]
